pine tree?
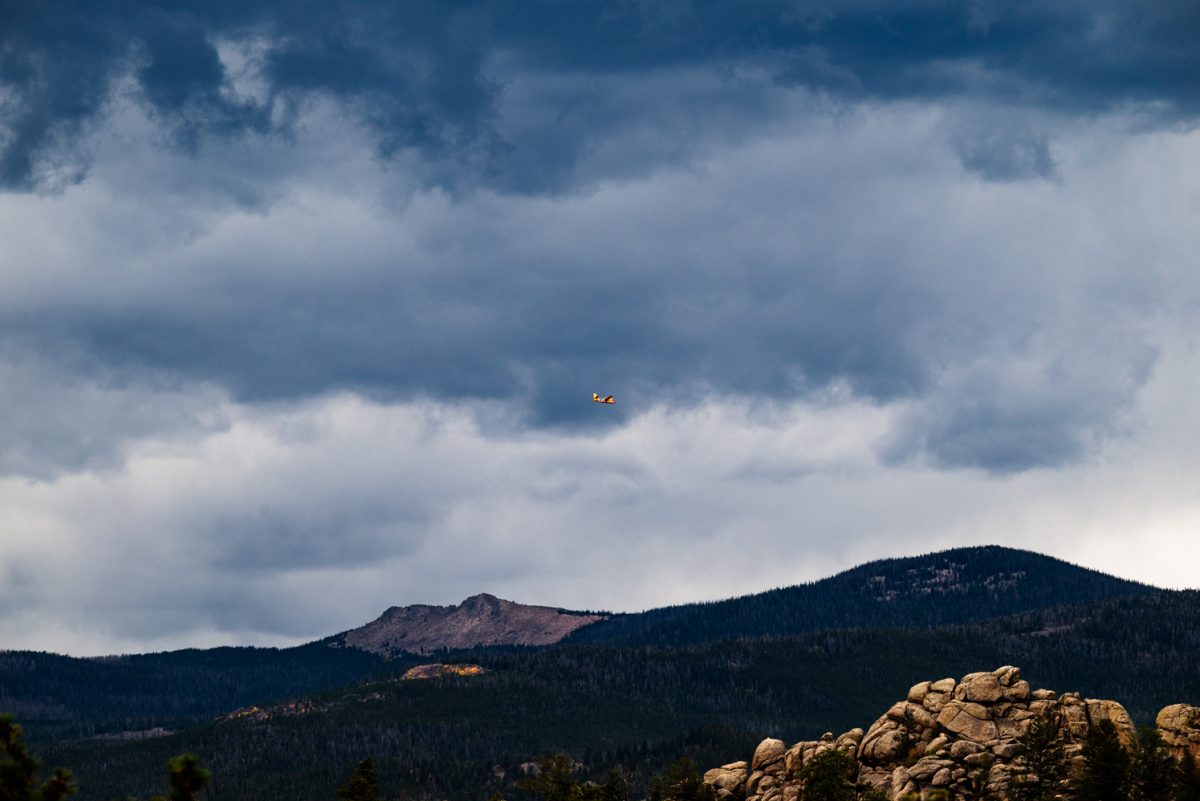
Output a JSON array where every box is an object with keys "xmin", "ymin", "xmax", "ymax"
[
  {"xmin": 0, "ymin": 714, "xmax": 77, "ymax": 801},
  {"xmin": 1129, "ymin": 727, "xmax": 1174, "ymax": 801},
  {"xmin": 337, "ymin": 757, "xmax": 381, "ymax": 801},
  {"xmin": 163, "ymin": 755, "xmax": 211, "ymax": 801},
  {"xmin": 797, "ymin": 749, "xmax": 855, "ymax": 801},
  {"xmin": 599, "ymin": 769, "xmax": 629, "ymax": 801},
  {"xmin": 896, "ymin": 710, "xmax": 920, "ymax": 766},
  {"xmin": 1175, "ymin": 751, "xmax": 1200, "ymax": 801},
  {"xmin": 519, "ymin": 756, "xmax": 576, "ymax": 801},
  {"xmin": 1076, "ymin": 719, "xmax": 1131, "ymax": 801},
  {"xmin": 1010, "ymin": 715, "xmax": 1066, "ymax": 801},
  {"xmin": 658, "ymin": 758, "xmax": 715, "ymax": 801}
]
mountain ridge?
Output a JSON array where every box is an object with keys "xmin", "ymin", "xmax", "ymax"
[
  {"xmin": 6, "ymin": 546, "xmax": 1196, "ymax": 801},
  {"xmin": 331, "ymin": 592, "xmax": 607, "ymax": 656},
  {"xmin": 36, "ymin": 590, "xmax": 1200, "ymax": 801},
  {"xmin": 565, "ymin": 544, "xmax": 1157, "ymax": 646},
  {"xmin": 324, "ymin": 545, "xmax": 1157, "ymax": 656}
]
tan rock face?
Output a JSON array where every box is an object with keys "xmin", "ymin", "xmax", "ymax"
[
  {"xmin": 340, "ymin": 593, "xmax": 606, "ymax": 655},
  {"xmin": 1004, "ymin": 680, "xmax": 1032, "ymax": 702},
  {"xmin": 860, "ymin": 728, "xmax": 908, "ymax": 765},
  {"xmin": 922, "ymin": 691, "xmax": 950, "ymax": 714},
  {"xmin": 704, "ymin": 667, "xmax": 1197, "ymax": 801},
  {"xmin": 1060, "ymin": 696, "xmax": 1090, "ymax": 740},
  {"xmin": 401, "ymin": 663, "xmax": 486, "ymax": 680},
  {"xmin": 937, "ymin": 701, "xmax": 998, "ymax": 743},
  {"xmin": 705, "ymin": 767, "xmax": 747, "ymax": 795},
  {"xmin": 752, "ymin": 739, "xmax": 786, "ymax": 770},
  {"xmin": 1158, "ymin": 704, "xmax": 1200, "ymax": 760},
  {"xmin": 993, "ymin": 666, "xmax": 1020, "ymax": 685},
  {"xmin": 908, "ymin": 681, "xmax": 932, "ymax": 704},
  {"xmin": 886, "ymin": 701, "xmax": 937, "ymax": 730},
  {"xmin": 1085, "ymin": 699, "xmax": 1136, "ymax": 745},
  {"xmin": 954, "ymin": 673, "xmax": 1003, "ymax": 704},
  {"xmin": 930, "ymin": 678, "xmax": 956, "ymax": 693}
]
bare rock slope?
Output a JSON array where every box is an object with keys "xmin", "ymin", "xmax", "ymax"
[
  {"xmin": 705, "ymin": 666, "xmax": 1200, "ymax": 801},
  {"xmin": 337, "ymin": 593, "xmax": 606, "ymax": 655}
]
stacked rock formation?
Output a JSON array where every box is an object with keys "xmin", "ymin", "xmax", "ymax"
[
  {"xmin": 704, "ymin": 666, "xmax": 1198, "ymax": 801},
  {"xmin": 1158, "ymin": 704, "xmax": 1200, "ymax": 762}
]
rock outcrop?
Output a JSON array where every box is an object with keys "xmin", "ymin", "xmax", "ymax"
[
  {"xmin": 401, "ymin": 662, "xmax": 486, "ymax": 680},
  {"xmin": 1158, "ymin": 704, "xmax": 1200, "ymax": 762},
  {"xmin": 336, "ymin": 593, "xmax": 606, "ymax": 655},
  {"xmin": 704, "ymin": 666, "xmax": 1198, "ymax": 801}
]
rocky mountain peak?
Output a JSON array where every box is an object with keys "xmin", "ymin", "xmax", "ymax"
[
  {"xmin": 336, "ymin": 594, "xmax": 606, "ymax": 656},
  {"xmin": 460, "ymin": 593, "xmax": 503, "ymax": 611}
]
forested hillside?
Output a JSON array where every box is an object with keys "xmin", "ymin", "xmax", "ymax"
[
  {"xmin": 566, "ymin": 546, "xmax": 1154, "ymax": 646},
  {"xmin": 36, "ymin": 590, "xmax": 1200, "ymax": 801},
  {"xmin": 0, "ymin": 644, "xmax": 389, "ymax": 741},
  {"xmin": 1, "ymin": 546, "xmax": 1156, "ymax": 745}
]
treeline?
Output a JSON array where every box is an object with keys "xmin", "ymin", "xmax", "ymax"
[
  {"xmin": 12, "ymin": 709, "xmax": 1200, "ymax": 801},
  {"xmin": 1, "ymin": 713, "xmax": 211, "ymax": 801},
  {"xmin": 34, "ymin": 600, "xmax": 1200, "ymax": 801},
  {"xmin": 0, "ymin": 547, "xmax": 1175, "ymax": 747},
  {"xmin": 0, "ymin": 645, "xmax": 392, "ymax": 741},
  {"xmin": 12, "ymin": 586, "xmax": 1200, "ymax": 743}
]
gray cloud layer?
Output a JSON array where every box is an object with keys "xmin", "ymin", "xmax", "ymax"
[
  {"xmin": 1, "ymin": 1, "xmax": 1198, "ymax": 653},
  {"xmin": 3, "ymin": 101, "xmax": 1180, "ymax": 472}
]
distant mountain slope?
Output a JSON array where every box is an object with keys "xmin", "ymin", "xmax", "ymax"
[
  {"xmin": 0, "ymin": 644, "xmax": 389, "ymax": 741},
  {"xmin": 45, "ymin": 589, "xmax": 1200, "ymax": 801},
  {"xmin": 333, "ymin": 593, "xmax": 606, "ymax": 656},
  {"xmin": 0, "ymin": 546, "xmax": 1156, "ymax": 744},
  {"xmin": 566, "ymin": 545, "xmax": 1156, "ymax": 646}
]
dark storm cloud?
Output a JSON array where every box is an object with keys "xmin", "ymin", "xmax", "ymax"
[
  {"xmin": 6, "ymin": 91, "xmax": 1180, "ymax": 475},
  {"xmin": 2, "ymin": 0, "xmax": 1199, "ymax": 192},
  {"xmin": 0, "ymin": 0, "xmax": 1191, "ymax": 477},
  {"xmin": 2, "ymin": 182, "xmax": 935, "ymax": 433}
]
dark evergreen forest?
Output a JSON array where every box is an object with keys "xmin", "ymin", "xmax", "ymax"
[
  {"xmin": 2, "ymin": 548, "xmax": 1197, "ymax": 801},
  {"xmin": 566, "ymin": 546, "xmax": 1155, "ymax": 647},
  {"xmin": 17, "ymin": 591, "xmax": 1200, "ymax": 801}
]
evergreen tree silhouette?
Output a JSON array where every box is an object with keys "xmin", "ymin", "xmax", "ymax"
[
  {"xmin": 1010, "ymin": 715, "xmax": 1066, "ymax": 801},
  {"xmin": 599, "ymin": 769, "xmax": 629, "ymax": 801},
  {"xmin": 1076, "ymin": 719, "xmax": 1131, "ymax": 801},
  {"xmin": 797, "ymin": 749, "xmax": 855, "ymax": 801},
  {"xmin": 337, "ymin": 757, "xmax": 381, "ymax": 801},
  {"xmin": 518, "ymin": 756, "xmax": 575, "ymax": 801},
  {"xmin": 147, "ymin": 754, "xmax": 211, "ymax": 801},
  {"xmin": 1129, "ymin": 727, "xmax": 1174, "ymax": 801},
  {"xmin": 0, "ymin": 714, "xmax": 77, "ymax": 801},
  {"xmin": 658, "ymin": 758, "xmax": 715, "ymax": 801},
  {"xmin": 1174, "ymin": 750, "xmax": 1200, "ymax": 801}
]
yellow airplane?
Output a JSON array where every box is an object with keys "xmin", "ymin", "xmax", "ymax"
[{"xmin": 592, "ymin": 393, "xmax": 616, "ymax": 404}]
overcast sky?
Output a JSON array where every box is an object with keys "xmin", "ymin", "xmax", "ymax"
[{"xmin": 1, "ymin": 0, "xmax": 1198, "ymax": 656}]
